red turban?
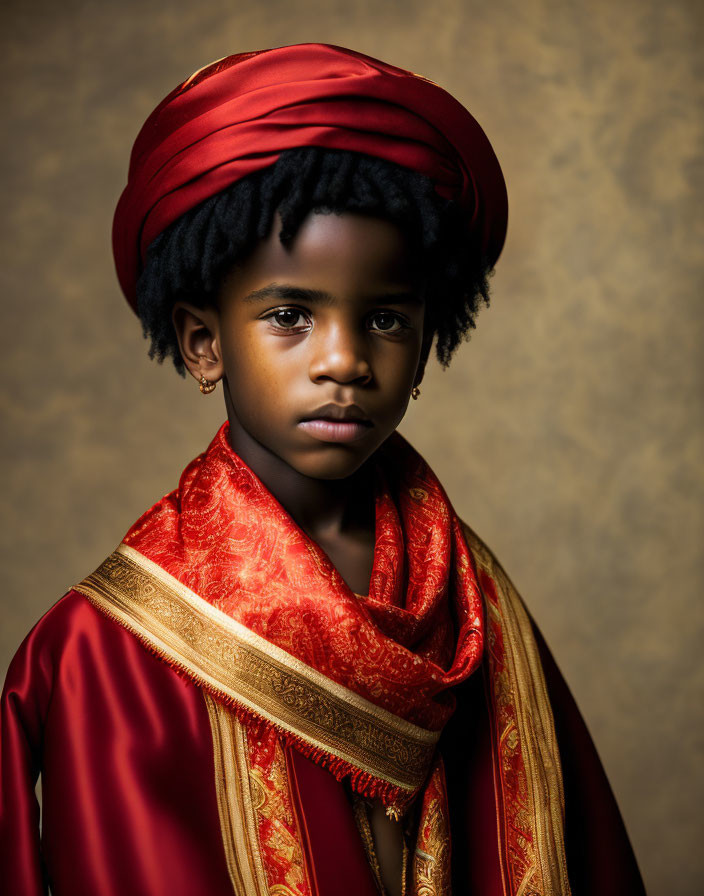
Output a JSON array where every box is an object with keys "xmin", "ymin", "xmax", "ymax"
[{"xmin": 113, "ymin": 43, "xmax": 508, "ymax": 310}]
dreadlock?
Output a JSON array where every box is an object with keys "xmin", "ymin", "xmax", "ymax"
[{"xmin": 136, "ymin": 147, "xmax": 492, "ymax": 374}]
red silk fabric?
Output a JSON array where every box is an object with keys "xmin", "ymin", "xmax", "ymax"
[
  {"xmin": 0, "ymin": 592, "xmax": 646, "ymax": 894},
  {"xmin": 0, "ymin": 423, "xmax": 647, "ymax": 893},
  {"xmin": 0, "ymin": 591, "xmax": 234, "ymax": 896},
  {"xmin": 112, "ymin": 42, "xmax": 508, "ymax": 307},
  {"xmin": 1, "ymin": 592, "xmax": 384, "ymax": 896},
  {"xmin": 285, "ymin": 747, "xmax": 380, "ymax": 896},
  {"xmin": 121, "ymin": 422, "xmax": 485, "ymax": 810}
]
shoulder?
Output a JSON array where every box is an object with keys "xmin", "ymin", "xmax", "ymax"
[
  {"xmin": 459, "ymin": 519, "xmax": 523, "ymax": 605},
  {"xmin": 17, "ymin": 589, "xmax": 112, "ymax": 652},
  {"xmin": 459, "ymin": 519, "xmax": 497, "ymax": 573},
  {"xmin": 458, "ymin": 518, "xmax": 544, "ymax": 654},
  {"xmin": 3, "ymin": 589, "xmax": 120, "ymax": 694}
]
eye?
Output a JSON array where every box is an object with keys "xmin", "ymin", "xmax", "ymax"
[
  {"xmin": 368, "ymin": 311, "xmax": 407, "ymax": 333},
  {"xmin": 265, "ymin": 307, "xmax": 311, "ymax": 330}
]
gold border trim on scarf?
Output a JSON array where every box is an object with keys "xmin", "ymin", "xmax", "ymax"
[
  {"xmin": 462, "ymin": 523, "xmax": 571, "ymax": 896},
  {"xmin": 204, "ymin": 694, "xmax": 270, "ymax": 896},
  {"xmin": 74, "ymin": 544, "xmax": 439, "ymax": 793}
]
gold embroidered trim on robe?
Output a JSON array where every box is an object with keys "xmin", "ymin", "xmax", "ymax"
[
  {"xmin": 74, "ymin": 544, "xmax": 439, "ymax": 795},
  {"xmin": 247, "ymin": 740, "xmax": 310, "ymax": 895},
  {"xmin": 409, "ymin": 759, "xmax": 452, "ymax": 896},
  {"xmin": 462, "ymin": 522, "xmax": 571, "ymax": 896},
  {"xmin": 204, "ymin": 693, "xmax": 270, "ymax": 896}
]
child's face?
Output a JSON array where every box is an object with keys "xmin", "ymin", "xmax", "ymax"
[{"xmin": 178, "ymin": 210, "xmax": 429, "ymax": 480}]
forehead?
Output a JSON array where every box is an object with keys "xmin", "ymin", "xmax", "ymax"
[{"xmin": 222, "ymin": 210, "xmax": 424, "ymax": 301}]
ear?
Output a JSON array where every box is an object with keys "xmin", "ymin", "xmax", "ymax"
[{"xmin": 171, "ymin": 301, "xmax": 224, "ymax": 385}]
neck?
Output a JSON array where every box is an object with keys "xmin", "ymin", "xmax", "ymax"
[{"xmin": 224, "ymin": 404, "xmax": 375, "ymax": 543}]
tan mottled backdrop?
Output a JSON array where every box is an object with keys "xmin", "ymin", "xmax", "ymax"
[{"xmin": 1, "ymin": 1, "xmax": 702, "ymax": 892}]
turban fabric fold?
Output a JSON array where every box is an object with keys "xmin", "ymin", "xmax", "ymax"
[{"xmin": 113, "ymin": 43, "xmax": 508, "ymax": 309}]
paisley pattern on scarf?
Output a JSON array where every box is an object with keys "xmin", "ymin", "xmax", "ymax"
[
  {"xmin": 247, "ymin": 730, "xmax": 310, "ymax": 895},
  {"xmin": 409, "ymin": 759, "xmax": 452, "ymax": 896},
  {"xmin": 71, "ymin": 424, "xmax": 574, "ymax": 893},
  {"xmin": 76, "ymin": 543, "xmax": 440, "ymax": 798},
  {"xmin": 112, "ymin": 422, "xmax": 483, "ymax": 812},
  {"xmin": 203, "ymin": 693, "xmax": 271, "ymax": 895},
  {"xmin": 463, "ymin": 523, "xmax": 571, "ymax": 896}
]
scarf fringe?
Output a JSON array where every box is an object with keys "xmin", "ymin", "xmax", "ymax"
[
  {"xmin": 209, "ymin": 688, "xmax": 415, "ymax": 817},
  {"xmin": 79, "ymin": 588, "xmax": 415, "ymax": 817}
]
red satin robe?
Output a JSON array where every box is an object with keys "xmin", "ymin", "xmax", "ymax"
[{"xmin": 1, "ymin": 587, "xmax": 645, "ymax": 895}]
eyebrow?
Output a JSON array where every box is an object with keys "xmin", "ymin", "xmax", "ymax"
[
  {"xmin": 243, "ymin": 285, "xmax": 333, "ymax": 305},
  {"xmin": 242, "ymin": 284, "xmax": 424, "ymax": 306}
]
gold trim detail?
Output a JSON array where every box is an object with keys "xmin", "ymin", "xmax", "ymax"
[
  {"xmin": 204, "ymin": 693, "xmax": 270, "ymax": 895},
  {"xmin": 462, "ymin": 522, "xmax": 571, "ymax": 896},
  {"xmin": 74, "ymin": 544, "xmax": 438, "ymax": 793}
]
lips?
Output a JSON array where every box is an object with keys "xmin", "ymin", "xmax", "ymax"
[
  {"xmin": 300, "ymin": 402, "xmax": 371, "ymax": 424},
  {"xmin": 299, "ymin": 403, "xmax": 373, "ymax": 443}
]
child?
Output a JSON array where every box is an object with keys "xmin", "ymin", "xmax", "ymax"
[{"xmin": 0, "ymin": 44, "xmax": 645, "ymax": 896}]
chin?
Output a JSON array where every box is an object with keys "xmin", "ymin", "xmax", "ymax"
[{"xmin": 293, "ymin": 447, "xmax": 373, "ymax": 481}]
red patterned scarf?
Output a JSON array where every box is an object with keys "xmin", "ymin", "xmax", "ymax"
[
  {"xmin": 117, "ymin": 421, "xmax": 483, "ymax": 815},
  {"xmin": 75, "ymin": 421, "xmax": 576, "ymax": 893}
]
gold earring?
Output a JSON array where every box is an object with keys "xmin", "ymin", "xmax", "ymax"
[
  {"xmin": 199, "ymin": 374, "xmax": 216, "ymax": 395},
  {"xmin": 411, "ymin": 386, "xmax": 421, "ymax": 400}
]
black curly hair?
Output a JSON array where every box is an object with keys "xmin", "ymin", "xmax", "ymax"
[{"xmin": 135, "ymin": 147, "xmax": 492, "ymax": 374}]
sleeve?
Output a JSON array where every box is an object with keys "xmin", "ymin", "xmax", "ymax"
[{"xmin": 0, "ymin": 611, "xmax": 56, "ymax": 895}]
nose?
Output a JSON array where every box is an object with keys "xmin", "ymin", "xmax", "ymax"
[{"xmin": 308, "ymin": 321, "xmax": 373, "ymax": 386}]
